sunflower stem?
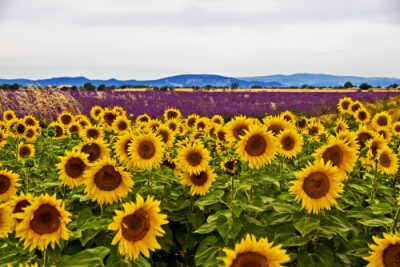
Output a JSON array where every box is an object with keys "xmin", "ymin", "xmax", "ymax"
[
  {"xmin": 279, "ymin": 157, "xmax": 285, "ymax": 193},
  {"xmin": 15, "ymin": 136, "xmax": 19, "ymax": 162},
  {"xmin": 24, "ymin": 167, "xmax": 29, "ymax": 193},
  {"xmin": 393, "ymin": 207, "xmax": 400, "ymax": 232},
  {"xmin": 100, "ymin": 204, "xmax": 104, "ymax": 216},
  {"xmin": 370, "ymin": 160, "xmax": 379, "ymax": 202},
  {"xmin": 249, "ymin": 169, "xmax": 253, "ymax": 202},
  {"xmin": 231, "ymin": 175, "xmax": 235, "ymax": 201},
  {"xmin": 43, "ymin": 249, "xmax": 47, "ymax": 267}
]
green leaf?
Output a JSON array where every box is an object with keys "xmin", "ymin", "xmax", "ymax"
[
  {"xmin": 186, "ymin": 210, "xmax": 205, "ymax": 229},
  {"xmin": 195, "ymin": 236, "xmax": 220, "ymax": 267},
  {"xmin": 194, "ymin": 221, "xmax": 217, "ymax": 234},
  {"xmin": 293, "ymin": 215, "xmax": 320, "ymax": 237},
  {"xmin": 358, "ymin": 217, "xmax": 393, "ymax": 227},
  {"xmin": 274, "ymin": 233, "xmax": 309, "ymax": 247},
  {"xmin": 80, "ymin": 218, "xmax": 111, "ymax": 231},
  {"xmin": 57, "ymin": 246, "xmax": 110, "ymax": 267},
  {"xmin": 272, "ymin": 202, "xmax": 298, "ymax": 214},
  {"xmin": 131, "ymin": 255, "xmax": 152, "ymax": 267},
  {"xmin": 80, "ymin": 229, "xmax": 101, "ymax": 247},
  {"xmin": 195, "ymin": 190, "xmax": 225, "ymax": 208},
  {"xmin": 297, "ymin": 247, "xmax": 333, "ymax": 267}
]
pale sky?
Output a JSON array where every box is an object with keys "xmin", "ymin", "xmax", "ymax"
[{"xmin": 0, "ymin": 0, "xmax": 399, "ymax": 80}]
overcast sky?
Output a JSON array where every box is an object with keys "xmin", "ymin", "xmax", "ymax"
[{"xmin": 0, "ymin": 0, "xmax": 399, "ymax": 80}]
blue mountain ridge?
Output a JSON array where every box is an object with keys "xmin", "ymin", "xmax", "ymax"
[{"xmin": 0, "ymin": 73, "xmax": 399, "ymax": 88}]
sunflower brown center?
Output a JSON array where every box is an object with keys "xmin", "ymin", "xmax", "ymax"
[
  {"xmin": 380, "ymin": 154, "xmax": 391, "ymax": 168},
  {"xmin": 139, "ymin": 116, "xmax": 148, "ymax": 123},
  {"xmin": 190, "ymin": 171, "xmax": 208, "ymax": 186},
  {"xmin": 159, "ymin": 130, "xmax": 169, "ymax": 143},
  {"xmin": 14, "ymin": 200, "xmax": 31, "ymax": 214},
  {"xmin": 94, "ymin": 109, "xmax": 101, "ymax": 117},
  {"xmin": 104, "ymin": 113, "xmax": 117, "ymax": 126},
  {"xmin": 169, "ymin": 123, "xmax": 177, "ymax": 131},
  {"xmin": 308, "ymin": 126, "xmax": 318, "ymax": 136},
  {"xmin": 371, "ymin": 142, "xmax": 380, "ymax": 158},
  {"xmin": 357, "ymin": 132, "xmax": 373, "ymax": 150},
  {"xmin": 6, "ymin": 114, "xmax": 13, "ymax": 120},
  {"xmin": 25, "ymin": 118, "xmax": 35, "ymax": 126},
  {"xmin": 231, "ymin": 252, "xmax": 268, "ymax": 267},
  {"xmin": 351, "ymin": 104, "xmax": 361, "ymax": 112},
  {"xmin": 267, "ymin": 125, "xmax": 283, "ymax": 135},
  {"xmin": 377, "ymin": 116, "xmax": 388, "ymax": 126},
  {"xmin": 55, "ymin": 125, "xmax": 63, "ymax": 137},
  {"xmin": 382, "ymin": 244, "xmax": 400, "ymax": 267},
  {"xmin": 197, "ymin": 122, "xmax": 205, "ymax": 130},
  {"xmin": 322, "ymin": 145, "xmax": 343, "ymax": 167},
  {"xmin": 298, "ymin": 119, "xmax": 307, "ymax": 129},
  {"xmin": 66, "ymin": 158, "xmax": 86, "ymax": 178},
  {"xmin": 87, "ymin": 129, "xmax": 99, "ymax": 139},
  {"xmin": 234, "ymin": 125, "xmax": 249, "ymax": 140},
  {"xmin": 214, "ymin": 118, "xmax": 222, "ymax": 124},
  {"xmin": 81, "ymin": 143, "xmax": 101, "ymax": 162},
  {"xmin": 30, "ymin": 204, "xmax": 61, "ymax": 234},
  {"xmin": 16, "ymin": 124, "xmax": 25, "ymax": 134},
  {"xmin": 69, "ymin": 125, "xmax": 79, "ymax": 133},
  {"xmin": 224, "ymin": 160, "xmax": 235, "ymax": 171},
  {"xmin": 245, "ymin": 134, "xmax": 267, "ymax": 156},
  {"xmin": 0, "ymin": 175, "xmax": 11, "ymax": 194},
  {"xmin": 217, "ymin": 131, "xmax": 227, "ymax": 142},
  {"xmin": 187, "ymin": 152, "xmax": 202, "ymax": 167},
  {"xmin": 61, "ymin": 115, "xmax": 72, "ymax": 125},
  {"xmin": 26, "ymin": 129, "xmax": 34, "ymax": 138},
  {"xmin": 167, "ymin": 111, "xmax": 177, "ymax": 119},
  {"xmin": 283, "ymin": 115, "xmax": 292, "ymax": 122},
  {"xmin": 358, "ymin": 111, "xmax": 367, "ymax": 121},
  {"xmin": 302, "ymin": 172, "xmax": 330, "ymax": 199},
  {"xmin": 94, "ymin": 165, "xmax": 122, "ymax": 191},
  {"xmin": 188, "ymin": 118, "xmax": 196, "ymax": 127},
  {"xmin": 194, "ymin": 133, "xmax": 205, "ymax": 139},
  {"xmin": 19, "ymin": 146, "xmax": 31, "ymax": 158},
  {"xmin": 124, "ymin": 140, "xmax": 132, "ymax": 154},
  {"xmin": 395, "ymin": 126, "xmax": 400, "ymax": 133},
  {"xmin": 162, "ymin": 160, "xmax": 176, "ymax": 170},
  {"xmin": 209, "ymin": 127, "xmax": 216, "ymax": 138},
  {"xmin": 282, "ymin": 136, "xmax": 295, "ymax": 151},
  {"xmin": 122, "ymin": 210, "xmax": 150, "ymax": 242},
  {"xmin": 138, "ymin": 141, "xmax": 156, "ymax": 159},
  {"xmin": 118, "ymin": 121, "xmax": 128, "ymax": 131},
  {"xmin": 341, "ymin": 101, "xmax": 350, "ymax": 110}
]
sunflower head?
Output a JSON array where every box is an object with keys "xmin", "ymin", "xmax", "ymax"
[
  {"xmin": 186, "ymin": 114, "xmax": 200, "ymax": 128},
  {"xmin": 354, "ymin": 108, "xmax": 370, "ymax": 124},
  {"xmin": 112, "ymin": 116, "xmax": 131, "ymax": 134},
  {"xmin": 281, "ymin": 110, "xmax": 295, "ymax": 123},
  {"xmin": 350, "ymin": 100, "xmax": 363, "ymax": 114},
  {"xmin": 364, "ymin": 233, "xmax": 400, "ymax": 267},
  {"xmin": 24, "ymin": 126, "xmax": 37, "ymax": 142},
  {"xmin": 156, "ymin": 125, "xmax": 175, "ymax": 148},
  {"xmin": 335, "ymin": 118, "xmax": 348, "ymax": 133},
  {"xmin": 57, "ymin": 150, "xmax": 90, "ymax": 189},
  {"xmin": 83, "ymin": 126, "xmax": 103, "ymax": 141},
  {"xmin": 277, "ymin": 128, "xmax": 304, "ymax": 159},
  {"xmin": 181, "ymin": 165, "xmax": 216, "ymax": 196},
  {"xmin": 221, "ymin": 157, "xmax": 238, "ymax": 174},
  {"xmin": 90, "ymin": 105, "xmax": 104, "ymax": 120},
  {"xmin": 101, "ymin": 108, "xmax": 118, "ymax": 129},
  {"xmin": 77, "ymin": 139, "xmax": 108, "ymax": 163},
  {"xmin": 58, "ymin": 112, "xmax": 74, "ymax": 126},
  {"xmin": 163, "ymin": 108, "xmax": 181, "ymax": 121},
  {"xmin": 23, "ymin": 115, "xmax": 39, "ymax": 128},
  {"xmin": 9, "ymin": 192, "xmax": 34, "ymax": 229},
  {"xmin": 113, "ymin": 106, "xmax": 127, "ymax": 117},
  {"xmin": 115, "ymin": 134, "xmax": 136, "ymax": 170},
  {"xmin": 0, "ymin": 129, "xmax": 8, "ymax": 148},
  {"xmin": 296, "ymin": 117, "xmax": 308, "ymax": 131},
  {"xmin": 14, "ymin": 120, "xmax": 27, "ymax": 137},
  {"xmin": 211, "ymin": 115, "xmax": 224, "ymax": 125},
  {"xmin": 3, "ymin": 110, "xmax": 16, "ymax": 121},
  {"xmin": 48, "ymin": 122, "xmax": 65, "ymax": 140},
  {"xmin": 17, "ymin": 143, "xmax": 35, "ymax": 161},
  {"xmin": 225, "ymin": 116, "xmax": 251, "ymax": 142},
  {"xmin": 177, "ymin": 143, "xmax": 211, "ymax": 175},
  {"xmin": 136, "ymin": 114, "xmax": 151, "ymax": 124},
  {"xmin": 392, "ymin": 122, "xmax": 400, "ymax": 136},
  {"xmin": 365, "ymin": 135, "xmax": 387, "ymax": 160},
  {"xmin": 372, "ymin": 111, "xmax": 392, "ymax": 129},
  {"xmin": 377, "ymin": 146, "xmax": 399, "ymax": 175},
  {"xmin": 356, "ymin": 125, "xmax": 374, "ymax": 151},
  {"xmin": 263, "ymin": 115, "xmax": 292, "ymax": 136},
  {"xmin": 0, "ymin": 203, "xmax": 12, "ymax": 238},
  {"xmin": 338, "ymin": 97, "xmax": 352, "ymax": 114},
  {"xmin": 166, "ymin": 119, "xmax": 180, "ymax": 133},
  {"xmin": 67, "ymin": 122, "xmax": 82, "ymax": 136},
  {"xmin": 216, "ymin": 126, "xmax": 228, "ymax": 143},
  {"xmin": 128, "ymin": 132, "xmax": 165, "ymax": 171}
]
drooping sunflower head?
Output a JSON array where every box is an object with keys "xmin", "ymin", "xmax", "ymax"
[
  {"xmin": 115, "ymin": 134, "xmax": 136, "ymax": 170},
  {"xmin": 181, "ymin": 165, "xmax": 216, "ymax": 196},
  {"xmin": 376, "ymin": 127, "xmax": 392, "ymax": 143},
  {"xmin": 338, "ymin": 97, "xmax": 353, "ymax": 114},
  {"xmin": 350, "ymin": 100, "xmax": 363, "ymax": 114},
  {"xmin": 0, "ymin": 203, "xmax": 12, "ymax": 238},
  {"xmin": 57, "ymin": 150, "xmax": 90, "ymax": 189},
  {"xmin": 83, "ymin": 125, "xmax": 103, "ymax": 141},
  {"xmin": 156, "ymin": 125, "xmax": 175, "ymax": 148},
  {"xmin": 186, "ymin": 114, "xmax": 200, "ymax": 129},
  {"xmin": 364, "ymin": 233, "xmax": 400, "ymax": 267},
  {"xmin": 365, "ymin": 135, "xmax": 387, "ymax": 160},
  {"xmin": 337, "ymin": 131, "xmax": 360, "ymax": 151},
  {"xmin": 211, "ymin": 115, "xmax": 224, "ymax": 125},
  {"xmin": 289, "ymin": 160, "xmax": 344, "ymax": 214},
  {"xmin": 313, "ymin": 136, "xmax": 358, "ymax": 179},
  {"xmin": 3, "ymin": 110, "xmax": 16, "ymax": 122},
  {"xmin": 90, "ymin": 105, "xmax": 103, "ymax": 121},
  {"xmin": 277, "ymin": 128, "xmax": 304, "ymax": 159},
  {"xmin": 15, "ymin": 193, "xmax": 71, "ymax": 251},
  {"xmin": 354, "ymin": 108, "xmax": 370, "ymax": 124},
  {"xmin": 9, "ymin": 192, "xmax": 34, "ymax": 229},
  {"xmin": 335, "ymin": 118, "xmax": 348, "ymax": 134},
  {"xmin": 177, "ymin": 143, "xmax": 211, "ymax": 175},
  {"xmin": 112, "ymin": 116, "xmax": 131, "ymax": 134},
  {"xmin": 377, "ymin": 146, "xmax": 399, "ymax": 175},
  {"xmin": 225, "ymin": 115, "xmax": 251, "ymax": 142},
  {"xmin": 263, "ymin": 115, "xmax": 292, "ymax": 136},
  {"xmin": 17, "ymin": 142, "xmax": 35, "ymax": 161},
  {"xmin": 58, "ymin": 112, "xmax": 74, "ymax": 127},
  {"xmin": 23, "ymin": 115, "xmax": 39, "ymax": 128},
  {"xmin": 306, "ymin": 121, "xmax": 325, "ymax": 140},
  {"xmin": 128, "ymin": 132, "xmax": 165, "ymax": 171},
  {"xmin": 136, "ymin": 114, "xmax": 151, "ymax": 124},
  {"xmin": 221, "ymin": 157, "xmax": 238, "ymax": 174},
  {"xmin": 281, "ymin": 110, "xmax": 296, "ymax": 123},
  {"xmin": 296, "ymin": 117, "xmax": 308, "ymax": 132},
  {"xmin": 372, "ymin": 111, "xmax": 392, "ymax": 129},
  {"xmin": 108, "ymin": 194, "xmax": 168, "ymax": 261},
  {"xmin": 83, "ymin": 157, "xmax": 134, "ymax": 205},
  {"xmin": 163, "ymin": 108, "xmax": 181, "ymax": 121},
  {"xmin": 222, "ymin": 234, "xmax": 290, "ymax": 267},
  {"xmin": 236, "ymin": 124, "xmax": 277, "ymax": 169},
  {"xmin": 392, "ymin": 122, "xmax": 400, "ymax": 137},
  {"xmin": 77, "ymin": 139, "xmax": 109, "ymax": 163},
  {"xmin": 356, "ymin": 125, "xmax": 374, "ymax": 151}
]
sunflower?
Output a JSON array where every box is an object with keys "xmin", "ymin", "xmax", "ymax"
[
  {"xmin": 186, "ymin": 114, "xmax": 200, "ymax": 129},
  {"xmin": 365, "ymin": 135, "xmax": 387, "ymax": 160},
  {"xmin": 115, "ymin": 134, "xmax": 136, "ymax": 170},
  {"xmin": 392, "ymin": 122, "xmax": 400, "ymax": 137},
  {"xmin": 83, "ymin": 157, "xmax": 133, "ymax": 205},
  {"xmin": 77, "ymin": 139, "xmax": 108, "ymax": 163},
  {"xmin": 113, "ymin": 106, "xmax": 127, "ymax": 117},
  {"xmin": 161, "ymin": 157, "xmax": 179, "ymax": 177},
  {"xmin": 49, "ymin": 122, "xmax": 65, "ymax": 140},
  {"xmin": 108, "ymin": 194, "xmax": 168, "ymax": 261},
  {"xmin": 67, "ymin": 122, "xmax": 82, "ymax": 135},
  {"xmin": 354, "ymin": 108, "xmax": 370, "ymax": 124},
  {"xmin": 58, "ymin": 112, "xmax": 74, "ymax": 127},
  {"xmin": 57, "ymin": 150, "xmax": 90, "ymax": 189},
  {"xmin": 222, "ymin": 234, "xmax": 289, "ymax": 267},
  {"xmin": 236, "ymin": 125, "xmax": 277, "ymax": 169},
  {"xmin": 82, "ymin": 125, "xmax": 103, "ymax": 141},
  {"xmin": 15, "ymin": 194, "xmax": 71, "ymax": 251},
  {"xmin": 3, "ymin": 110, "xmax": 16, "ymax": 121},
  {"xmin": 100, "ymin": 108, "xmax": 118, "ymax": 130},
  {"xmin": 377, "ymin": 146, "xmax": 399, "ymax": 175},
  {"xmin": 5, "ymin": 118, "xmax": 18, "ymax": 137},
  {"xmin": 191, "ymin": 131, "xmax": 206, "ymax": 140},
  {"xmin": 221, "ymin": 157, "xmax": 238, "ymax": 174},
  {"xmin": 136, "ymin": 114, "xmax": 151, "ymax": 124},
  {"xmin": 372, "ymin": 111, "xmax": 392, "ymax": 129},
  {"xmin": 306, "ymin": 121, "xmax": 325, "ymax": 141},
  {"xmin": 349, "ymin": 100, "xmax": 363, "ymax": 114},
  {"xmin": 0, "ymin": 203, "xmax": 12, "ymax": 238},
  {"xmin": 148, "ymin": 119, "xmax": 162, "ymax": 132},
  {"xmin": 289, "ymin": 160, "xmax": 343, "ymax": 214},
  {"xmin": 75, "ymin": 114, "xmax": 91, "ymax": 128},
  {"xmin": 90, "ymin": 105, "xmax": 103, "ymax": 121},
  {"xmin": 364, "ymin": 233, "xmax": 400, "ymax": 267},
  {"xmin": 166, "ymin": 119, "xmax": 180, "ymax": 133},
  {"xmin": 180, "ymin": 165, "xmax": 216, "ymax": 196},
  {"xmin": 296, "ymin": 117, "xmax": 308, "ymax": 132},
  {"xmin": 23, "ymin": 115, "xmax": 39, "ymax": 128},
  {"xmin": 9, "ymin": 192, "xmax": 34, "ymax": 229},
  {"xmin": 211, "ymin": 115, "xmax": 224, "ymax": 125},
  {"xmin": 337, "ymin": 131, "xmax": 360, "ymax": 150},
  {"xmin": 356, "ymin": 126, "xmax": 375, "ymax": 151},
  {"xmin": 163, "ymin": 108, "xmax": 181, "ymax": 121},
  {"xmin": 15, "ymin": 120, "xmax": 27, "ymax": 137},
  {"xmin": 281, "ymin": 110, "xmax": 295, "ymax": 123},
  {"xmin": 225, "ymin": 116, "xmax": 251, "ymax": 142},
  {"xmin": 176, "ymin": 143, "xmax": 211, "ymax": 175},
  {"xmin": 24, "ymin": 126, "xmax": 37, "ymax": 142},
  {"xmin": 112, "ymin": 116, "xmax": 131, "ymax": 134},
  {"xmin": 156, "ymin": 125, "xmax": 175, "ymax": 148},
  {"xmin": 263, "ymin": 115, "xmax": 292, "ymax": 136},
  {"xmin": 376, "ymin": 127, "xmax": 392, "ymax": 143},
  {"xmin": 313, "ymin": 136, "xmax": 358, "ymax": 179},
  {"xmin": 0, "ymin": 129, "xmax": 7, "ymax": 148},
  {"xmin": 17, "ymin": 143, "xmax": 35, "ymax": 161},
  {"xmin": 277, "ymin": 128, "xmax": 303, "ymax": 159},
  {"xmin": 216, "ymin": 126, "xmax": 228, "ymax": 143},
  {"xmin": 335, "ymin": 118, "xmax": 348, "ymax": 133},
  {"xmin": 337, "ymin": 97, "xmax": 353, "ymax": 114},
  {"xmin": 129, "ymin": 132, "xmax": 165, "ymax": 171}
]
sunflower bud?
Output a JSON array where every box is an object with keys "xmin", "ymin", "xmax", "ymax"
[
  {"xmin": 24, "ymin": 158, "xmax": 35, "ymax": 168},
  {"xmin": 48, "ymin": 129, "xmax": 56, "ymax": 138},
  {"xmin": 71, "ymin": 132, "xmax": 80, "ymax": 140}
]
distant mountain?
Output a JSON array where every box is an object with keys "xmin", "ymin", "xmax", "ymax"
[
  {"xmin": 239, "ymin": 73, "xmax": 400, "ymax": 87},
  {"xmin": 0, "ymin": 75, "xmax": 281, "ymax": 88}
]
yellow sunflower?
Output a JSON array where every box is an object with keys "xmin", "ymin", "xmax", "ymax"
[
  {"xmin": 17, "ymin": 143, "xmax": 35, "ymax": 161},
  {"xmin": 15, "ymin": 193, "xmax": 71, "ymax": 251},
  {"xmin": 48, "ymin": 122, "xmax": 66, "ymax": 140},
  {"xmin": 113, "ymin": 106, "xmax": 127, "ymax": 117},
  {"xmin": 148, "ymin": 119, "xmax": 162, "ymax": 132},
  {"xmin": 216, "ymin": 126, "xmax": 228, "ymax": 143},
  {"xmin": 115, "ymin": 134, "xmax": 136, "ymax": 170},
  {"xmin": 3, "ymin": 110, "xmax": 17, "ymax": 121},
  {"xmin": 181, "ymin": 165, "xmax": 216, "ymax": 196},
  {"xmin": 166, "ymin": 119, "xmax": 180, "ymax": 133},
  {"xmin": 365, "ymin": 135, "xmax": 387, "ymax": 160},
  {"xmin": 349, "ymin": 100, "xmax": 363, "ymax": 114},
  {"xmin": 136, "ymin": 114, "xmax": 151, "ymax": 124},
  {"xmin": 225, "ymin": 116, "xmax": 251, "ymax": 142},
  {"xmin": 108, "ymin": 194, "xmax": 168, "ymax": 260},
  {"xmin": 100, "ymin": 108, "xmax": 119, "ymax": 130},
  {"xmin": 356, "ymin": 125, "xmax": 374, "ymax": 151},
  {"xmin": 337, "ymin": 97, "xmax": 353, "ymax": 114},
  {"xmin": 372, "ymin": 111, "xmax": 392, "ymax": 129},
  {"xmin": 23, "ymin": 115, "xmax": 39, "ymax": 128},
  {"xmin": 128, "ymin": 132, "xmax": 165, "ymax": 171},
  {"xmin": 82, "ymin": 125, "xmax": 103, "ymax": 141},
  {"xmin": 75, "ymin": 114, "xmax": 91, "ymax": 128},
  {"xmin": 377, "ymin": 146, "xmax": 398, "ymax": 175},
  {"xmin": 236, "ymin": 125, "xmax": 277, "ymax": 169},
  {"xmin": 221, "ymin": 157, "xmax": 238, "ymax": 174},
  {"xmin": 58, "ymin": 112, "xmax": 74, "ymax": 127},
  {"xmin": 191, "ymin": 131, "xmax": 206, "ymax": 140},
  {"xmin": 186, "ymin": 114, "xmax": 200, "ymax": 129},
  {"xmin": 163, "ymin": 108, "xmax": 182, "ymax": 121},
  {"xmin": 335, "ymin": 118, "xmax": 348, "ymax": 133},
  {"xmin": 83, "ymin": 157, "xmax": 133, "ymax": 205},
  {"xmin": 313, "ymin": 136, "xmax": 358, "ymax": 179},
  {"xmin": 392, "ymin": 122, "xmax": 400, "ymax": 137},
  {"xmin": 277, "ymin": 128, "xmax": 303, "ymax": 159},
  {"xmin": 57, "ymin": 150, "xmax": 90, "ymax": 189},
  {"xmin": 5, "ymin": 118, "xmax": 19, "ymax": 137},
  {"xmin": 306, "ymin": 121, "xmax": 325, "ymax": 142},
  {"xmin": 0, "ymin": 203, "xmax": 12, "ymax": 238},
  {"xmin": 337, "ymin": 131, "xmax": 360, "ymax": 151},
  {"xmin": 354, "ymin": 108, "xmax": 370, "ymax": 124},
  {"xmin": 112, "ymin": 116, "xmax": 131, "ymax": 134},
  {"xmin": 281, "ymin": 110, "xmax": 296, "ymax": 123},
  {"xmin": 376, "ymin": 127, "xmax": 392, "ymax": 143},
  {"xmin": 24, "ymin": 126, "xmax": 37, "ymax": 142},
  {"xmin": 263, "ymin": 115, "xmax": 292, "ymax": 136},
  {"xmin": 296, "ymin": 117, "xmax": 308, "ymax": 132},
  {"xmin": 90, "ymin": 105, "xmax": 103, "ymax": 121},
  {"xmin": 9, "ymin": 192, "xmax": 34, "ymax": 229},
  {"xmin": 194, "ymin": 118, "xmax": 208, "ymax": 131},
  {"xmin": 176, "ymin": 143, "xmax": 211, "ymax": 175},
  {"xmin": 222, "ymin": 234, "xmax": 289, "ymax": 267},
  {"xmin": 289, "ymin": 160, "xmax": 343, "ymax": 214},
  {"xmin": 156, "ymin": 125, "xmax": 175, "ymax": 148},
  {"xmin": 0, "ymin": 129, "xmax": 7, "ymax": 148},
  {"xmin": 14, "ymin": 120, "xmax": 27, "ymax": 137},
  {"xmin": 67, "ymin": 122, "xmax": 82, "ymax": 136},
  {"xmin": 364, "ymin": 233, "xmax": 400, "ymax": 267},
  {"xmin": 76, "ymin": 139, "xmax": 109, "ymax": 163},
  {"xmin": 211, "ymin": 115, "xmax": 224, "ymax": 125}
]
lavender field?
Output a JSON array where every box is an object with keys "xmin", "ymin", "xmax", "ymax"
[{"xmin": 1, "ymin": 89, "xmax": 400, "ymax": 121}]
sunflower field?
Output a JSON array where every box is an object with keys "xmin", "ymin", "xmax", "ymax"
[{"xmin": 1, "ymin": 97, "xmax": 400, "ymax": 266}]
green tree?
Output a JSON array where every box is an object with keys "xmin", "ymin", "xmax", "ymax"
[
  {"xmin": 97, "ymin": 84, "xmax": 107, "ymax": 91},
  {"xmin": 359, "ymin": 83, "xmax": 372, "ymax": 90},
  {"xmin": 83, "ymin": 82, "xmax": 96, "ymax": 91},
  {"xmin": 344, "ymin": 81, "xmax": 354, "ymax": 88}
]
